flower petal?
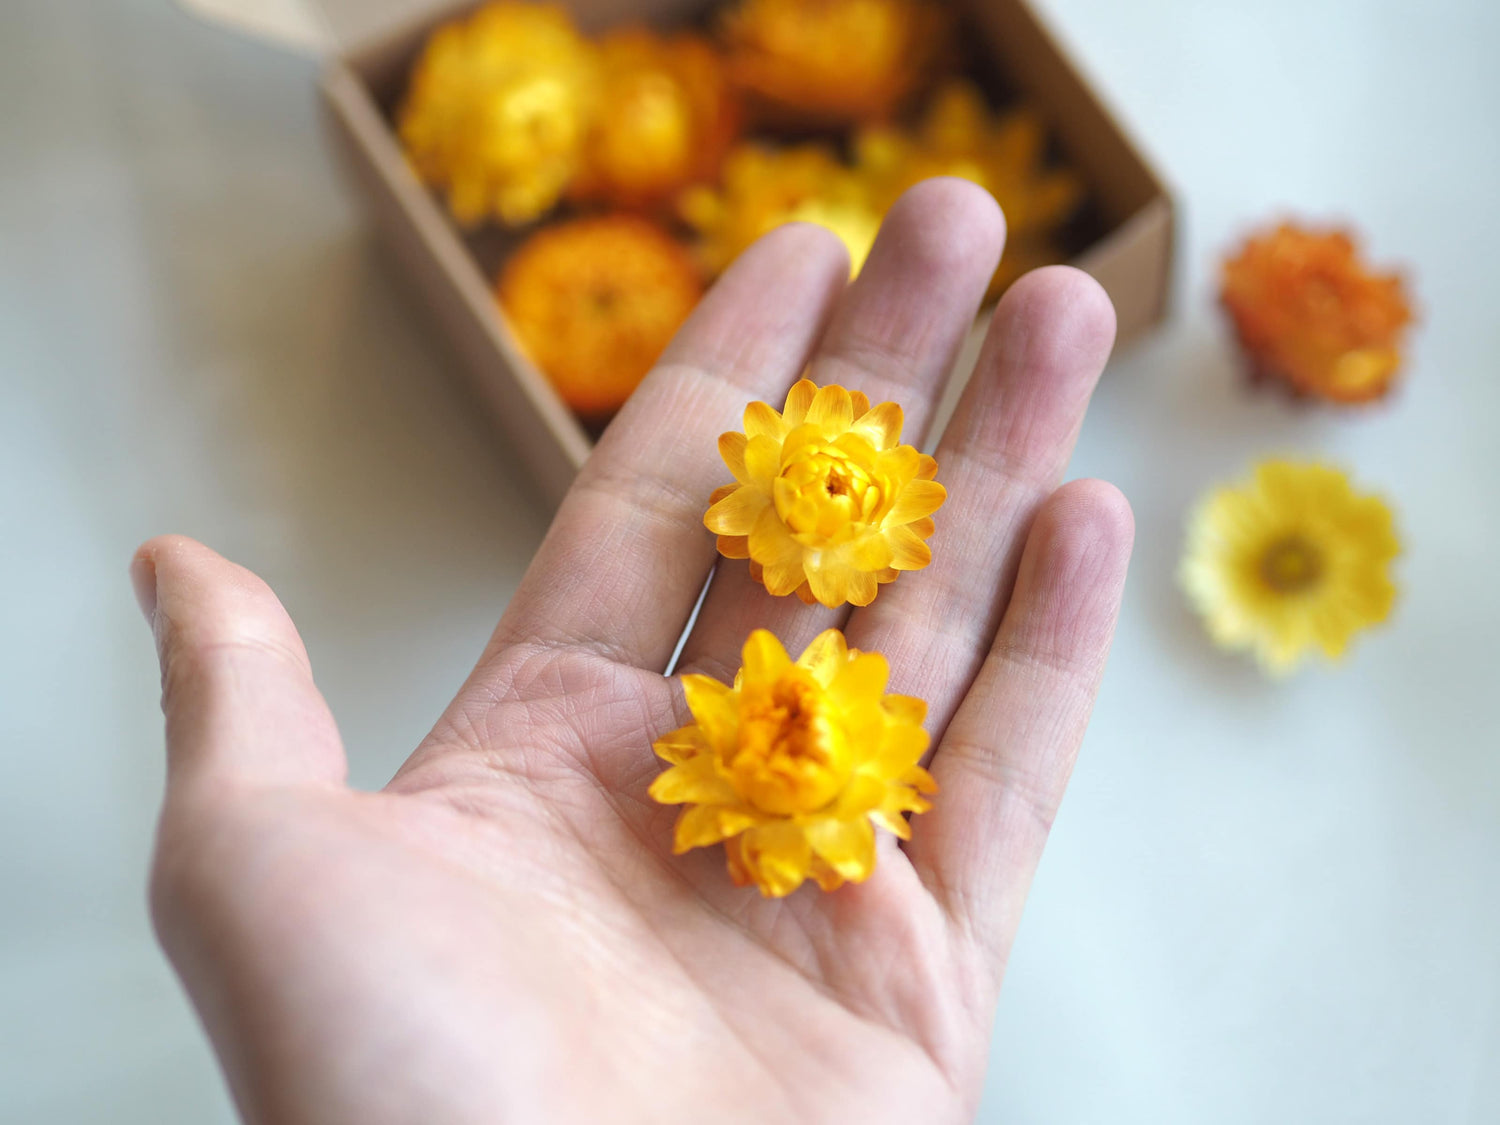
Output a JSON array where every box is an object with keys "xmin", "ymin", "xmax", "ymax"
[
  {"xmin": 834, "ymin": 773, "xmax": 887, "ymax": 817},
  {"xmin": 849, "ymin": 389, "xmax": 872, "ymax": 418},
  {"xmin": 650, "ymin": 753, "xmax": 738, "ymax": 805},
  {"xmin": 850, "ymin": 401, "xmax": 903, "ymax": 450},
  {"xmin": 888, "ymin": 479, "xmax": 947, "ymax": 525},
  {"xmin": 744, "ymin": 400, "xmax": 785, "ymax": 440},
  {"xmin": 718, "ymin": 431, "xmax": 749, "ymax": 481},
  {"xmin": 882, "ymin": 693, "xmax": 927, "ymax": 727},
  {"xmin": 804, "ymin": 816, "xmax": 875, "ymax": 882},
  {"xmin": 651, "ymin": 723, "xmax": 709, "ymax": 765},
  {"xmin": 762, "ymin": 560, "xmax": 806, "ymax": 598},
  {"xmin": 741, "ymin": 629, "xmax": 792, "ymax": 682},
  {"xmin": 872, "ymin": 722, "xmax": 929, "ymax": 777},
  {"xmin": 705, "ymin": 484, "xmax": 768, "ymax": 535},
  {"xmin": 674, "ymin": 804, "xmax": 756, "ymax": 853},
  {"xmin": 805, "ymin": 560, "xmax": 850, "ymax": 607},
  {"xmin": 744, "ymin": 433, "xmax": 783, "ymax": 482},
  {"xmin": 796, "ymin": 629, "xmax": 849, "ymax": 686},
  {"xmin": 808, "ymin": 856, "xmax": 846, "ymax": 892},
  {"xmin": 681, "ymin": 673, "xmax": 738, "ymax": 750},
  {"xmin": 885, "ymin": 524, "xmax": 933, "ymax": 570},
  {"xmin": 781, "ymin": 378, "xmax": 817, "ymax": 427},
  {"xmin": 830, "ymin": 651, "xmax": 890, "ymax": 707},
  {"xmin": 748, "ymin": 508, "xmax": 806, "ymax": 597},
  {"xmin": 716, "ymin": 534, "xmax": 750, "ymax": 559},
  {"xmin": 851, "ymin": 533, "xmax": 894, "ymax": 572},
  {"xmin": 869, "ymin": 807, "xmax": 912, "ymax": 839},
  {"xmin": 806, "ymin": 384, "xmax": 854, "ymax": 433},
  {"xmin": 737, "ymin": 821, "xmax": 812, "ymax": 897},
  {"xmin": 844, "ymin": 569, "xmax": 878, "ymax": 606}
]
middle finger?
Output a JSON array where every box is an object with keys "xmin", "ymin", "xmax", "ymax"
[{"xmin": 676, "ymin": 178, "xmax": 1006, "ymax": 680}]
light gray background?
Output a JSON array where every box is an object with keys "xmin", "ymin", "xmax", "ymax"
[{"xmin": 3, "ymin": 0, "xmax": 1497, "ymax": 1120}]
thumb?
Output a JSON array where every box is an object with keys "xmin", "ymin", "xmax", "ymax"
[{"xmin": 132, "ymin": 535, "xmax": 347, "ymax": 795}]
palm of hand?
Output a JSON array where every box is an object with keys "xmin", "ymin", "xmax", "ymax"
[{"xmin": 140, "ymin": 183, "xmax": 1132, "ymax": 1125}]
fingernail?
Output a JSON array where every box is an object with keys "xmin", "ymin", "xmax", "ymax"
[{"xmin": 131, "ymin": 550, "xmax": 158, "ymax": 624}]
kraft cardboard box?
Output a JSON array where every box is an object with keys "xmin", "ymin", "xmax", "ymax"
[{"xmin": 188, "ymin": 0, "xmax": 1175, "ymax": 506}]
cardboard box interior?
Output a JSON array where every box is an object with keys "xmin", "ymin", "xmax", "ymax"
[{"xmin": 319, "ymin": 0, "xmax": 1174, "ymax": 504}]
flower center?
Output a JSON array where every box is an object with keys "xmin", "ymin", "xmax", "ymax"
[
  {"xmin": 1259, "ymin": 535, "xmax": 1323, "ymax": 593},
  {"xmin": 728, "ymin": 669, "xmax": 851, "ymax": 815},
  {"xmin": 773, "ymin": 444, "xmax": 884, "ymax": 545}
]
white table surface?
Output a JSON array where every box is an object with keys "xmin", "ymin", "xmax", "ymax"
[{"xmin": 3, "ymin": 0, "xmax": 1497, "ymax": 1120}]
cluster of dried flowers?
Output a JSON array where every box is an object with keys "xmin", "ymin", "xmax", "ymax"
[{"xmin": 397, "ymin": 0, "xmax": 1082, "ymax": 421}]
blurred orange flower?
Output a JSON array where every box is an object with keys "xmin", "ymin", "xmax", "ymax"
[
  {"xmin": 570, "ymin": 28, "xmax": 741, "ymax": 209},
  {"xmin": 650, "ymin": 628, "xmax": 936, "ymax": 897},
  {"xmin": 1220, "ymin": 222, "xmax": 1414, "ymax": 403},
  {"xmin": 705, "ymin": 379, "xmax": 944, "ymax": 607},
  {"xmin": 856, "ymin": 81, "xmax": 1082, "ymax": 295},
  {"xmin": 496, "ymin": 215, "xmax": 703, "ymax": 418},
  {"xmin": 721, "ymin": 0, "xmax": 945, "ymax": 125},
  {"xmin": 397, "ymin": 2, "xmax": 600, "ymax": 228},
  {"xmin": 680, "ymin": 143, "xmax": 882, "ymax": 277}
]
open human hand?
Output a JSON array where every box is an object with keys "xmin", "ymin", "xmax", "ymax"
[{"xmin": 135, "ymin": 179, "xmax": 1133, "ymax": 1124}]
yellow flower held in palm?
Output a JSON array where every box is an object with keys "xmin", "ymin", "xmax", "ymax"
[
  {"xmin": 704, "ymin": 380, "xmax": 944, "ymax": 607},
  {"xmin": 650, "ymin": 628, "xmax": 936, "ymax": 897},
  {"xmin": 1181, "ymin": 460, "xmax": 1400, "ymax": 675}
]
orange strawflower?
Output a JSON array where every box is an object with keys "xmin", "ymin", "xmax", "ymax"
[
  {"xmin": 856, "ymin": 81, "xmax": 1082, "ymax": 296},
  {"xmin": 496, "ymin": 216, "xmax": 703, "ymax": 418},
  {"xmin": 720, "ymin": 0, "xmax": 945, "ymax": 125},
  {"xmin": 1220, "ymin": 222, "xmax": 1415, "ymax": 403},
  {"xmin": 568, "ymin": 28, "xmax": 740, "ymax": 210},
  {"xmin": 650, "ymin": 628, "xmax": 936, "ymax": 897},
  {"xmin": 705, "ymin": 380, "xmax": 944, "ymax": 607},
  {"xmin": 397, "ymin": 1, "xmax": 600, "ymax": 227},
  {"xmin": 679, "ymin": 143, "xmax": 882, "ymax": 278}
]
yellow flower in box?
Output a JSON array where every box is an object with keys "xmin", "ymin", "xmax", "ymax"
[
  {"xmin": 397, "ymin": 1, "xmax": 600, "ymax": 227},
  {"xmin": 705, "ymin": 379, "xmax": 944, "ymax": 607},
  {"xmin": 1220, "ymin": 222, "xmax": 1415, "ymax": 403},
  {"xmin": 496, "ymin": 216, "xmax": 703, "ymax": 419},
  {"xmin": 1180, "ymin": 460, "xmax": 1400, "ymax": 675},
  {"xmin": 569, "ymin": 29, "xmax": 741, "ymax": 210},
  {"xmin": 680, "ymin": 143, "xmax": 882, "ymax": 278},
  {"xmin": 856, "ymin": 81, "xmax": 1083, "ymax": 294},
  {"xmin": 720, "ymin": 0, "xmax": 945, "ymax": 125},
  {"xmin": 651, "ymin": 628, "xmax": 936, "ymax": 897}
]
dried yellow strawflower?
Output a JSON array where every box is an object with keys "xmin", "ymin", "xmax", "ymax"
[
  {"xmin": 651, "ymin": 628, "xmax": 936, "ymax": 897},
  {"xmin": 721, "ymin": 0, "xmax": 944, "ymax": 125},
  {"xmin": 569, "ymin": 28, "xmax": 740, "ymax": 209},
  {"xmin": 679, "ymin": 143, "xmax": 882, "ymax": 278},
  {"xmin": 705, "ymin": 380, "xmax": 944, "ymax": 607},
  {"xmin": 1181, "ymin": 460, "xmax": 1401, "ymax": 675},
  {"xmin": 856, "ymin": 81, "xmax": 1082, "ymax": 295},
  {"xmin": 397, "ymin": 2, "xmax": 600, "ymax": 227},
  {"xmin": 496, "ymin": 216, "xmax": 703, "ymax": 419},
  {"xmin": 1220, "ymin": 222, "xmax": 1415, "ymax": 403}
]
